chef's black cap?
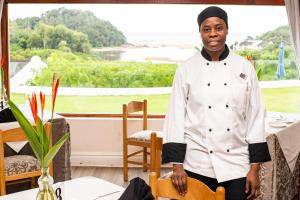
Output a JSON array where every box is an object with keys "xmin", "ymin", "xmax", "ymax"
[{"xmin": 197, "ymin": 6, "xmax": 228, "ymax": 30}]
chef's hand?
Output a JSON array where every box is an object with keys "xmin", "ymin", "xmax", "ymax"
[
  {"xmin": 171, "ymin": 164, "xmax": 187, "ymax": 196},
  {"xmin": 245, "ymin": 164, "xmax": 261, "ymax": 200}
]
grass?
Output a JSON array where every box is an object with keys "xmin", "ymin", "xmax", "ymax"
[
  {"xmin": 10, "ymin": 94, "xmax": 170, "ymax": 114},
  {"xmin": 261, "ymin": 87, "xmax": 300, "ymax": 113},
  {"xmin": 11, "ymin": 87, "xmax": 300, "ymax": 114}
]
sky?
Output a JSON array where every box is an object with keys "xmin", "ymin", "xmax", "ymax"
[{"xmin": 9, "ymin": 4, "xmax": 288, "ymax": 44}]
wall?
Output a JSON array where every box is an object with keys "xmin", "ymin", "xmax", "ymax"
[{"xmin": 66, "ymin": 117, "xmax": 164, "ymax": 167}]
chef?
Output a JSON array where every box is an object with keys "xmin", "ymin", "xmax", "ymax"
[{"xmin": 162, "ymin": 6, "xmax": 271, "ymax": 200}]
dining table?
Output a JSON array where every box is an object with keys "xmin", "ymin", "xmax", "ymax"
[
  {"xmin": 0, "ymin": 176, "xmax": 125, "ymax": 200},
  {"xmin": 258, "ymin": 112, "xmax": 300, "ymax": 200}
]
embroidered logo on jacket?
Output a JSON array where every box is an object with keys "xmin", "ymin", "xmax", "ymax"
[{"xmin": 240, "ymin": 73, "xmax": 247, "ymax": 80}]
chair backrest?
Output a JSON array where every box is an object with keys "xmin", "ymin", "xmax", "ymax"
[
  {"xmin": 0, "ymin": 122, "xmax": 52, "ymax": 176},
  {"xmin": 123, "ymin": 99, "xmax": 148, "ymax": 138},
  {"xmin": 150, "ymin": 135, "xmax": 224, "ymax": 200},
  {"xmin": 149, "ymin": 172, "xmax": 225, "ymax": 200},
  {"xmin": 0, "ymin": 122, "xmax": 53, "ymax": 195},
  {"xmin": 0, "ymin": 122, "xmax": 51, "ymax": 143},
  {"xmin": 0, "ymin": 123, "xmax": 51, "ymax": 143}
]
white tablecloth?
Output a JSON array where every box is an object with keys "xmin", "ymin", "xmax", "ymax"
[
  {"xmin": 266, "ymin": 112, "xmax": 300, "ymax": 172},
  {"xmin": 259, "ymin": 112, "xmax": 300, "ymax": 200},
  {"xmin": 0, "ymin": 176, "xmax": 125, "ymax": 200}
]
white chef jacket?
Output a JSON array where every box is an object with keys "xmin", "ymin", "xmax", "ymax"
[{"xmin": 163, "ymin": 50, "xmax": 268, "ymax": 182}]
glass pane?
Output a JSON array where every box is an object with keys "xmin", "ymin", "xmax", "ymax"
[{"xmin": 8, "ymin": 4, "xmax": 299, "ymax": 114}]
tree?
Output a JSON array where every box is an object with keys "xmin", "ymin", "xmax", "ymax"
[
  {"xmin": 15, "ymin": 17, "xmax": 41, "ymax": 30},
  {"xmin": 58, "ymin": 40, "xmax": 71, "ymax": 52},
  {"xmin": 256, "ymin": 26, "xmax": 291, "ymax": 49},
  {"xmin": 10, "ymin": 8, "xmax": 126, "ymax": 50},
  {"xmin": 41, "ymin": 7, "xmax": 126, "ymax": 47},
  {"xmin": 31, "ymin": 23, "xmax": 91, "ymax": 53}
]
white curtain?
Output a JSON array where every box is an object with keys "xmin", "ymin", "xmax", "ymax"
[
  {"xmin": 0, "ymin": 0, "xmax": 4, "ymax": 59},
  {"xmin": 285, "ymin": 0, "xmax": 300, "ymax": 79}
]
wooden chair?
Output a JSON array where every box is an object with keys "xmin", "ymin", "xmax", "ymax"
[
  {"xmin": 152, "ymin": 137, "xmax": 163, "ymax": 178},
  {"xmin": 149, "ymin": 172, "xmax": 225, "ymax": 200},
  {"xmin": 150, "ymin": 136, "xmax": 225, "ymax": 200},
  {"xmin": 0, "ymin": 123, "xmax": 53, "ymax": 195},
  {"xmin": 123, "ymin": 99, "xmax": 163, "ymax": 181}
]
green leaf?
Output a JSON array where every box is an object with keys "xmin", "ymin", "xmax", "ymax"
[
  {"xmin": 256, "ymin": 66, "xmax": 263, "ymax": 81},
  {"xmin": 36, "ymin": 118, "xmax": 50, "ymax": 157},
  {"xmin": 42, "ymin": 132, "xmax": 70, "ymax": 168},
  {"xmin": 8, "ymin": 100, "xmax": 43, "ymax": 162}
]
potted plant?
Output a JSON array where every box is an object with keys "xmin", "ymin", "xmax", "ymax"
[{"xmin": 8, "ymin": 74, "xmax": 70, "ymax": 200}]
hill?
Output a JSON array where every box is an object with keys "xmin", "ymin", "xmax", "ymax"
[
  {"xmin": 10, "ymin": 7, "xmax": 126, "ymax": 52},
  {"xmin": 41, "ymin": 7, "xmax": 126, "ymax": 47}
]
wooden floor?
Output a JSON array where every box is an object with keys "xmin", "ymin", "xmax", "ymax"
[{"xmin": 71, "ymin": 166, "xmax": 172, "ymax": 188}]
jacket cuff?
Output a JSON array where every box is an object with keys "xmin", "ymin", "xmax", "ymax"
[
  {"xmin": 249, "ymin": 142, "xmax": 271, "ymax": 163},
  {"xmin": 162, "ymin": 142, "xmax": 187, "ymax": 164}
]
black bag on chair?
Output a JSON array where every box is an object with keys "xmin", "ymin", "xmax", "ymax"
[{"xmin": 119, "ymin": 177, "xmax": 154, "ymax": 200}]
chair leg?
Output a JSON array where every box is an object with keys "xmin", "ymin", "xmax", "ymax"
[
  {"xmin": 143, "ymin": 147, "xmax": 147, "ymax": 172},
  {"xmin": 150, "ymin": 135, "xmax": 156, "ymax": 173},
  {"xmin": 0, "ymin": 181, "xmax": 5, "ymax": 196},
  {"xmin": 30, "ymin": 177, "xmax": 36, "ymax": 188},
  {"xmin": 149, "ymin": 172, "xmax": 158, "ymax": 200},
  {"xmin": 123, "ymin": 143, "xmax": 128, "ymax": 182},
  {"xmin": 150, "ymin": 133, "xmax": 159, "ymax": 176}
]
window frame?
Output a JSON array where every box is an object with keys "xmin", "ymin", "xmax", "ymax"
[{"xmin": 1, "ymin": 0, "xmax": 285, "ymax": 116}]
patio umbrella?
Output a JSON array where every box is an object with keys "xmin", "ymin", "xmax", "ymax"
[{"xmin": 276, "ymin": 41, "xmax": 285, "ymax": 79}]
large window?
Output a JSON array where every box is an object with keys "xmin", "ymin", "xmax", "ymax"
[{"xmin": 9, "ymin": 4, "xmax": 300, "ymax": 114}]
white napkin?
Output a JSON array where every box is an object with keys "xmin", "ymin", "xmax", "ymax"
[{"xmin": 6, "ymin": 141, "xmax": 28, "ymax": 153}]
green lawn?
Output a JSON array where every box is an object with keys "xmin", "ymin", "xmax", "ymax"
[
  {"xmin": 261, "ymin": 87, "xmax": 300, "ymax": 113},
  {"xmin": 11, "ymin": 87, "xmax": 300, "ymax": 114}
]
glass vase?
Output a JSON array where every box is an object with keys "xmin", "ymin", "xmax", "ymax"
[{"xmin": 36, "ymin": 167, "xmax": 57, "ymax": 200}]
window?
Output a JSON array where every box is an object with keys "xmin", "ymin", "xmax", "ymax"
[{"xmin": 9, "ymin": 4, "xmax": 300, "ymax": 114}]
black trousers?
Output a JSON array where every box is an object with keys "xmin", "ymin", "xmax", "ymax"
[{"xmin": 186, "ymin": 170, "xmax": 248, "ymax": 200}]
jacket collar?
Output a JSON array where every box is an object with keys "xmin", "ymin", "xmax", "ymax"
[{"xmin": 201, "ymin": 45, "xmax": 229, "ymax": 61}]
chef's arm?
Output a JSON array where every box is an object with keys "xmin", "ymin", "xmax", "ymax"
[
  {"xmin": 162, "ymin": 66, "xmax": 188, "ymax": 164},
  {"xmin": 246, "ymin": 67, "xmax": 271, "ymax": 163}
]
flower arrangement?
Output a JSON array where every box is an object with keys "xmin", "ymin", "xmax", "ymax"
[{"xmin": 7, "ymin": 74, "xmax": 69, "ymax": 168}]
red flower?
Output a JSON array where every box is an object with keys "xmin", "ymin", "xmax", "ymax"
[
  {"xmin": 40, "ymin": 91, "xmax": 45, "ymax": 120},
  {"xmin": 29, "ymin": 93, "xmax": 38, "ymax": 124},
  {"xmin": 51, "ymin": 74, "xmax": 60, "ymax": 117}
]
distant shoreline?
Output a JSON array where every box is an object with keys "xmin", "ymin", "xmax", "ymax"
[{"xmin": 93, "ymin": 43, "xmax": 198, "ymax": 52}]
